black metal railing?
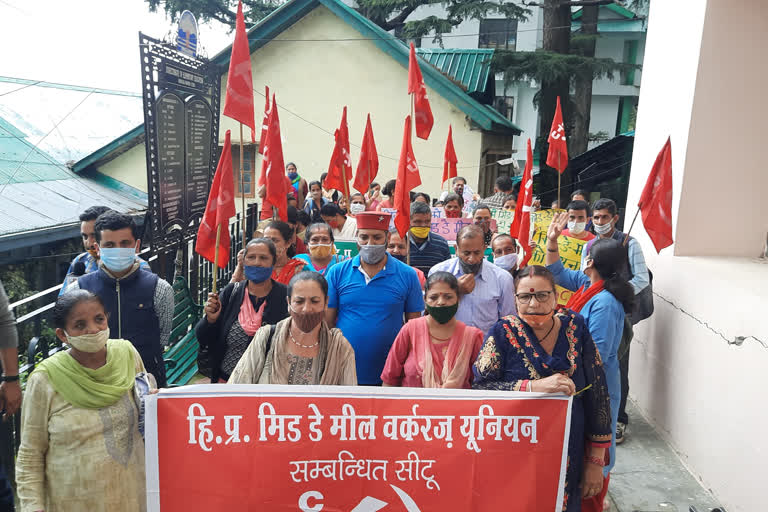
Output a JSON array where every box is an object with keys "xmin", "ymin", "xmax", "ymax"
[{"xmin": 0, "ymin": 202, "xmax": 258, "ymax": 489}]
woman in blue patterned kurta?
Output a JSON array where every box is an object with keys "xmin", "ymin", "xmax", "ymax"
[
  {"xmin": 546, "ymin": 213, "xmax": 636, "ymax": 511},
  {"xmin": 473, "ymin": 265, "xmax": 612, "ymax": 512}
]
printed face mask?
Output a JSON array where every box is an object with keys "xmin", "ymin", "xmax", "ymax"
[
  {"xmin": 567, "ymin": 221, "xmax": 586, "ymax": 235},
  {"xmin": 350, "ymin": 203, "xmax": 366, "ymax": 215},
  {"xmin": 99, "ymin": 247, "xmax": 136, "ymax": 272},
  {"xmin": 309, "ymin": 244, "xmax": 333, "ymax": 259},
  {"xmin": 65, "ymin": 328, "xmax": 109, "ymax": 353},
  {"xmin": 244, "ymin": 265, "xmax": 273, "ymax": 283},
  {"xmin": 445, "ymin": 209, "xmax": 462, "ymax": 219}
]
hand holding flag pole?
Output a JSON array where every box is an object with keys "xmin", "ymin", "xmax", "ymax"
[{"xmin": 195, "ymin": 131, "xmax": 236, "ymax": 295}]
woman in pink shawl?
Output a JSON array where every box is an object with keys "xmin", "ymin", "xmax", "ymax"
[{"xmin": 381, "ymin": 272, "xmax": 483, "ymax": 389}]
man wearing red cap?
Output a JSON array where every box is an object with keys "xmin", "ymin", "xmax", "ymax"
[{"xmin": 325, "ymin": 212, "xmax": 425, "ymax": 385}]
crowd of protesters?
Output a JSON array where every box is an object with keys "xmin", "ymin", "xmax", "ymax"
[{"xmin": 1, "ymin": 163, "xmax": 652, "ymax": 512}]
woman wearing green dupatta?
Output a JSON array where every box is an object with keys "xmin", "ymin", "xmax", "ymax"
[{"xmin": 16, "ymin": 290, "xmax": 149, "ymax": 512}]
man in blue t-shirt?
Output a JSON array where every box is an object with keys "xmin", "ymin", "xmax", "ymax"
[{"xmin": 325, "ymin": 212, "xmax": 425, "ymax": 385}]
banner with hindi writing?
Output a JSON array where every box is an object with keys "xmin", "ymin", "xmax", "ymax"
[
  {"xmin": 490, "ymin": 207, "xmax": 515, "ymax": 234},
  {"xmin": 145, "ymin": 385, "xmax": 572, "ymax": 512},
  {"xmin": 431, "ymin": 217, "xmax": 497, "ymax": 241},
  {"xmin": 529, "ymin": 209, "xmax": 587, "ymax": 305}
]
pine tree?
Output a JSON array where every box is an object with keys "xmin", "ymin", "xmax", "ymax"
[
  {"xmin": 492, "ymin": 0, "xmax": 642, "ymax": 205},
  {"xmin": 145, "ymin": 0, "xmax": 529, "ymax": 44}
]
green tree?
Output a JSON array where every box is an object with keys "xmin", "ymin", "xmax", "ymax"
[
  {"xmin": 492, "ymin": 0, "xmax": 643, "ymax": 204},
  {"xmin": 145, "ymin": 0, "xmax": 529, "ymax": 44}
]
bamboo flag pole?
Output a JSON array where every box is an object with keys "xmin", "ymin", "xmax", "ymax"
[
  {"xmin": 239, "ymin": 123, "xmax": 247, "ymax": 247},
  {"xmin": 212, "ymin": 224, "xmax": 222, "ymax": 295},
  {"xmin": 557, "ymin": 153, "xmax": 561, "ymax": 209},
  {"xmin": 623, "ymin": 209, "xmax": 641, "ymax": 247}
]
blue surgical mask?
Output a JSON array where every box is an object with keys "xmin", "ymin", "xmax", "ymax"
[
  {"xmin": 244, "ymin": 265, "xmax": 273, "ymax": 283},
  {"xmin": 99, "ymin": 247, "xmax": 136, "ymax": 272}
]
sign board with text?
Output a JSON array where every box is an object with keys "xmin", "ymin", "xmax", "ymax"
[
  {"xmin": 146, "ymin": 385, "xmax": 572, "ymax": 511},
  {"xmin": 530, "ymin": 210, "xmax": 586, "ymax": 305},
  {"xmin": 139, "ymin": 32, "xmax": 220, "ymax": 252}
]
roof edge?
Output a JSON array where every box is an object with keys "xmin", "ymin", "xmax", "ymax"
[{"xmin": 72, "ymin": 124, "xmax": 144, "ymax": 173}]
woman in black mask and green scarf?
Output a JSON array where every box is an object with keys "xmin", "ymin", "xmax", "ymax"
[
  {"xmin": 16, "ymin": 290, "xmax": 148, "ymax": 511},
  {"xmin": 381, "ymin": 272, "xmax": 483, "ymax": 389}
]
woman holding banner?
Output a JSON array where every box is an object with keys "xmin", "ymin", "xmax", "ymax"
[
  {"xmin": 473, "ymin": 265, "xmax": 612, "ymax": 512},
  {"xmin": 381, "ymin": 272, "xmax": 483, "ymax": 388},
  {"xmin": 546, "ymin": 212, "xmax": 633, "ymax": 512},
  {"xmin": 197, "ymin": 238, "xmax": 289, "ymax": 383},
  {"xmin": 229, "ymin": 272, "xmax": 356, "ymax": 385}
]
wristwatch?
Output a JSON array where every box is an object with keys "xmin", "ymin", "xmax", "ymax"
[{"xmin": 1, "ymin": 375, "xmax": 20, "ymax": 382}]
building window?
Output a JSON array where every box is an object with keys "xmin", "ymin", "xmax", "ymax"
[
  {"xmin": 231, "ymin": 144, "xmax": 257, "ymax": 197},
  {"xmin": 494, "ymin": 96, "xmax": 515, "ymax": 121},
  {"xmin": 479, "ymin": 19, "xmax": 517, "ymax": 50}
]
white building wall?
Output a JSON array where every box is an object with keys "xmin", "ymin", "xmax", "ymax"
[
  {"xmin": 626, "ymin": 1, "xmax": 768, "ymax": 511},
  {"xmin": 587, "ymin": 96, "xmax": 619, "ymax": 148}
]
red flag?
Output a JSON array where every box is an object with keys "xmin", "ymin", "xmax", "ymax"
[
  {"xmin": 257, "ymin": 85, "xmax": 270, "ymax": 155},
  {"xmin": 442, "ymin": 125, "xmax": 458, "ymax": 184},
  {"xmin": 408, "ymin": 43, "xmax": 434, "ymax": 140},
  {"xmin": 262, "ymin": 94, "xmax": 288, "ymax": 221},
  {"xmin": 512, "ymin": 139, "xmax": 534, "ymax": 267},
  {"xmin": 638, "ymin": 137, "xmax": 673, "ymax": 253},
  {"xmin": 324, "ymin": 106, "xmax": 352, "ymax": 196},
  {"xmin": 546, "ymin": 96, "xmax": 568, "ymax": 173},
  {"xmin": 393, "ymin": 115, "xmax": 422, "ymax": 237},
  {"xmin": 195, "ymin": 130, "xmax": 237, "ymax": 267},
  {"xmin": 223, "ymin": 0, "xmax": 256, "ymax": 142},
  {"xmin": 353, "ymin": 114, "xmax": 379, "ymax": 195}
]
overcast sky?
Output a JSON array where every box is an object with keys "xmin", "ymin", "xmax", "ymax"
[{"xmin": 0, "ymin": 0, "xmax": 233, "ymax": 92}]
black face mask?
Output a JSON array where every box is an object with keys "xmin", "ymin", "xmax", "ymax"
[
  {"xmin": 459, "ymin": 258, "xmax": 482, "ymax": 275},
  {"xmin": 390, "ymin": 253, "xmax": 406, "ymax": 263}
]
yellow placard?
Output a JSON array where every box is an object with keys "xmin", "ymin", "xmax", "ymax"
[{"xmin": 528, "ymin": 212, "xmax": 587, "ymax": 305}]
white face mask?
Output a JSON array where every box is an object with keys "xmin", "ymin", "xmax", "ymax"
[
  {"xmin": 567, "ymin": 221, "xmax": 587, "ymax": 235},
  {"xmin": 65, "ymin": 328, "xmax": 110, "ymax": 353},
  {"xmin": 493, "ymin": 253, "xmax": 518, "ymax": 271},
  {"xmin": 350, "ymin": 203, "xmax": 366, "ymax": 215},
  {"xmin": 594, "ymin": 221, "xmax": 613, "ymax": 236}
]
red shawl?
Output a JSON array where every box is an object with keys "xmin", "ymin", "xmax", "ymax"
[
  {"xmin": 565, "ymin": 280, "xmax": 605, "ymax": 313},
  {"xmin": 272, "ymin": 258, "xmax": 307, "ymax": 285}
]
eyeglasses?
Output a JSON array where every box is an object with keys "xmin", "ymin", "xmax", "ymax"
[{"xmin": 515, "ymin": 291, "xmax": 554, "ymax": 304}]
